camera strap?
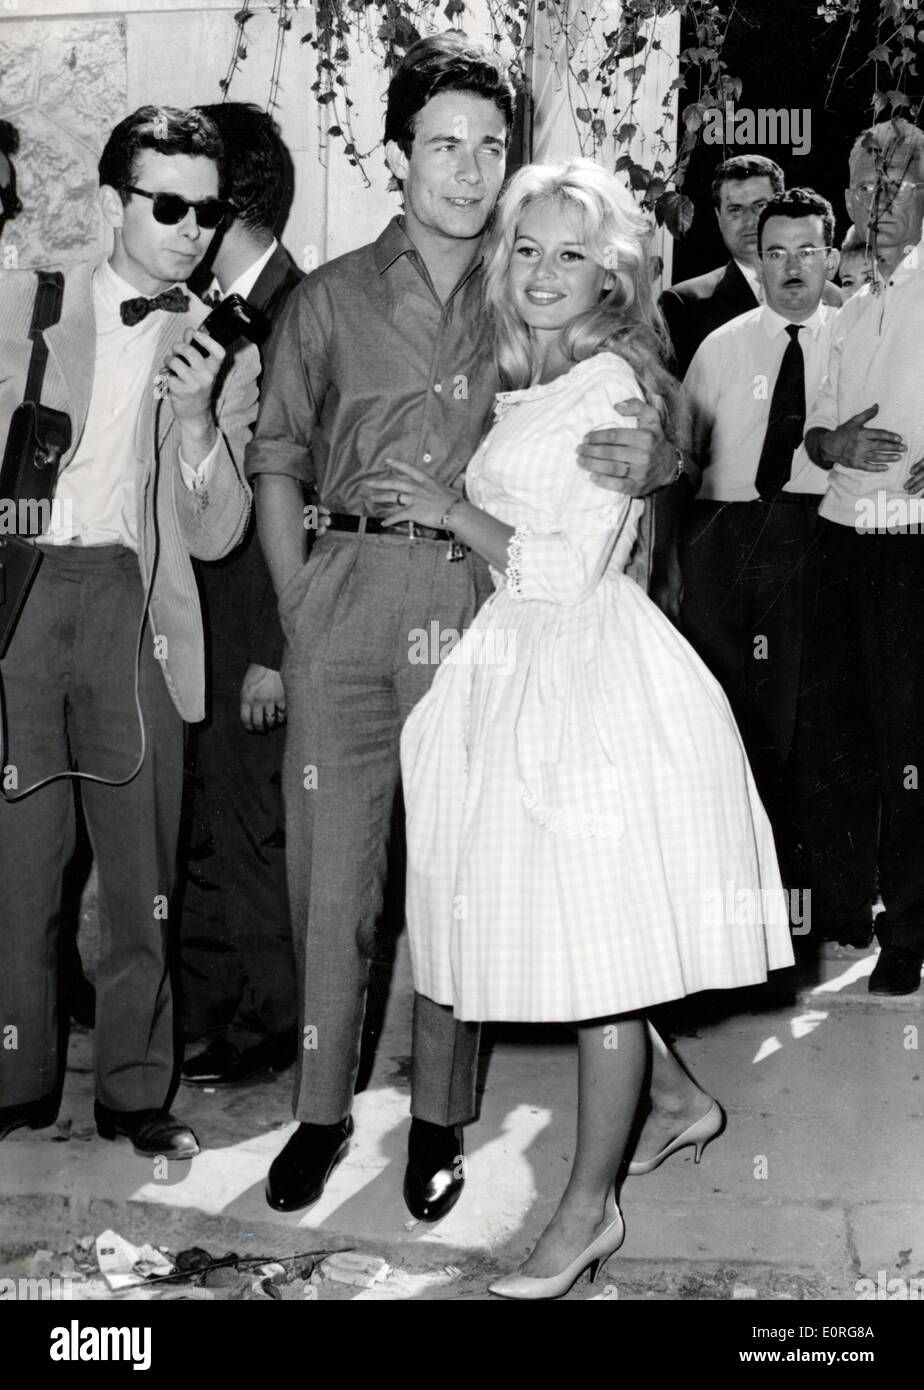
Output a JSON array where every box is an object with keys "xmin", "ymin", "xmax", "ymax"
[{"xmin": 23, "ymin": 269, "xmax": 65, "ymax": 404}]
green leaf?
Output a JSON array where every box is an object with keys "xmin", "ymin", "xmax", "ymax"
[
  {"xmin": 617, "ymin": 121, "xmax": 638, "ymax": 143},
  {"xmin": 628, "ymin": 162, "xmax": 648, "ymax": 191},
  {"xmin": 575, "ymin": 107, "xmax": 592, "ymax": 123}
]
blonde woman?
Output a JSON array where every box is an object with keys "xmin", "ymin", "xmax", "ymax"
[{"xmin": 369, "ymin": 160, "xmax": 794, "ymax": 1299}]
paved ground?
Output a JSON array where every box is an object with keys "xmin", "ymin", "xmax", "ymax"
[{"xmin": 2, "ymin": 900, "xmax": 922, "ymax": 1303}]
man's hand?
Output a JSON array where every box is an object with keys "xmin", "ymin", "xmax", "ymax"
[
  {"xmin": 240, "ymin": 663, "xmax": 286, "ymax": 733},
  {"xmin": 576, "ymin": 398, "xmax": 677, "ymax": 496},
  {"xmin": 905, "ymin": 458, "xmax": 924, "ymax": 496},
  {"xmin": 163, "ymin": 328, "xmax": 224, "ymax": 459},
  {"xmin": 809, "ymin": 404, "xmax": 905, "ymax": 473}
]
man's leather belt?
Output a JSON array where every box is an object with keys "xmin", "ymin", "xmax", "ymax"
[{"xmin": 327, "ymin": 511, "xmax": 453, "ymax": 541}]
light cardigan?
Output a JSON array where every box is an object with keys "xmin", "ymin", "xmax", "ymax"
[{"xmin": 0, "ymin": 261, "xmax": 259, "ymax": 721}]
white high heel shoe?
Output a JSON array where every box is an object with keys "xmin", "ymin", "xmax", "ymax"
[
  {"xmin": 488, "ymin": 1192, "xmax": 625, "ymax": 1301},
  {"xmin": 627, "ymin": 1098, "xmax": 725, "ymax": 1176}
]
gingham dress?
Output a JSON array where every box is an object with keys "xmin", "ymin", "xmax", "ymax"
[{"xmin": 401, "ymin": 351, "xmax": 794, "ymax": 1022}]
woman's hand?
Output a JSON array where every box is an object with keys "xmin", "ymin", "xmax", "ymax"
[{"xmin": 362, "ymin": 458, "xmax": 460, "ymax": 529}]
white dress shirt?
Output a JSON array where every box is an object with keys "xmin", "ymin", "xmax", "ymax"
[
  {"xmin": 205, "ymin": 238, "xmax": 277, "ymax": 303},
  {"xmin": 44, "ymin": 261, "xmax": 218, "ymax": 549},
  {"xmin": 684, "ymin": 303, "xmax": 836, "ymax": 502},
  {"xmin": 805, "ymin": 236, "xmax": 924, "ymax": 529}
]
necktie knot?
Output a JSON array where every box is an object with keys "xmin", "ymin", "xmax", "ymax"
[
  {"xmin": 785, "ymin": 324, "xmax": 802, "ymax": 343},
  {"xmin": 120, "ymin": 286, "xmax": 190, "ymax": 327}
]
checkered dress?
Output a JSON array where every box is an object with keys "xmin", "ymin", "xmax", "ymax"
[{"xmin": 401, "ymin": 353, "xmax": 794, "ymax": 1022}]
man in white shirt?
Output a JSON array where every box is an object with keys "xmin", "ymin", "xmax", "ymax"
[
  {"xmin": 681, "ymin": 188, "xmax": 839, "ymax": 892},
  {"xmin": 802, "ymin": 119, "xmax": 924, "ymax": 994},
  {"xmin": 0, "ymin": 107, "xmax": 259, "ymax": 1149}
]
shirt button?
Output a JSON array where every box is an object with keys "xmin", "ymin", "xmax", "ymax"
[
  {"xmin": 433, "ymin": 383, "xmax": 442, "ymax": 393},
  {"xmin": 422, "ymin": 452, "xmax": 432, "ymax": 463}
]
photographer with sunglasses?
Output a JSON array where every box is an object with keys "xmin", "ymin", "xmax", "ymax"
[{"xmin": 0, "ymin": 106, "xmax": 260, "ymax": 1157}]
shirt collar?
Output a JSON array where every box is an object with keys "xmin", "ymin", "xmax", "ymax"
[
  {"xmin": 372, "ymin": 215, "xmax": 484, "ymax": 284},
  {"xmin": 890, "ymin": 233, "xmax": 924, "ymax": 281},
  {"xmin": 224, "ymin": 238, "xmax": 278, "ymax": 301},
  {"xmin": 97, "ymin": 259, "xmax": 186, "ymax": 326},
  {"xmin": 759, "ymin": 302, "xmax": 827, "ymax": 340}
]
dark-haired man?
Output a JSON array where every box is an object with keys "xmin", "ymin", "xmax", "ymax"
[
  {"xmin": 247, "ymin": 32, "xmax": 678, "ymax": 1219},
  {"xmin": 680, "ymin": 188, "xmax": 840, "ymax": 888},
  {"xmin": 178, "ymin": 102, "xmax": 302, "ymax": 1088},
  {"xmin": 661, "ymin": 155, "xmax": 842, "ymax": 378},
  {"xmin": 0, "ymin": 107, "xmax": 258, "ymax": 1154}
]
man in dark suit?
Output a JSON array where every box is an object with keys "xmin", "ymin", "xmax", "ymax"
[
  {"xmin": 178, "ymin": 104, "xmax": 303, "ymax": 1088},
  {"xmin": 661, "ymin": 155, "xmax": 843, "ymax": 377}
]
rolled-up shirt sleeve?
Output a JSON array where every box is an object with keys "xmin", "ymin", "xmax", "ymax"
[
  {"xmin": 502, "ymin": 373, "xmax": 643, "ymax": 606},
  {"xmin": 244, "ymin": 279, "xmax": 331, "ymax": 487}
]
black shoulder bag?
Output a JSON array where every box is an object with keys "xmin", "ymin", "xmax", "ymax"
[{"xmin": 0, "ymin": 270, "xmax": 70, "ymax": 657}]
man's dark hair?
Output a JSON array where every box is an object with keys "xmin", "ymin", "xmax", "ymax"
[
  {"xmin": 195, "ymin": 103, "xmax": 292, "ymax": 239},
  {"xmin": 98, "ymin": 106, "xmax": 224, "ymax": 202},
  {"xmin": 757, "ymin": 187, "xmax": 835, "ymax": 252},
  {"xmin": 0, "ymin": 119, "xmax": 20, "ymax": 159},
  {"xmin": 712, "ymin": 154, "xmax": 785, "ymax": 208},
  {"xmin": 384, "ymin": 31, "xmax": 516, "ymax": 157}
]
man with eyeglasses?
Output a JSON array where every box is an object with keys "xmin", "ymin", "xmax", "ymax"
[
  {"xmin": 801, "ymin": 120, "xmax": 924, "ymax": 994},
  {"xmin": 679, "ymin": 189, "xmax": 840, "ymax": 898},
  {"xmin": 660, "ymin": 156, "xmax": 843, "ymax": 380},
  {"xmin": 0, "ymin": 107, "xmax": 258, "ymax": 1153}
]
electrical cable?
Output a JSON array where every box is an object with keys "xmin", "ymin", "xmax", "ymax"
[{"xmin": 0, "ymin": 395, "xmax": 166, "ymax": 802}]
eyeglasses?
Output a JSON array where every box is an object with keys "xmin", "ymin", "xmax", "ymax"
[
  {"xmin": 761, "ymin": 247, "xmax": 830, "ymax": 265},
  {"xmin": 850, "ymin": 179, "xmax": 924, "ymax": 204},
  {"xmin": 123, "ymin": 185, "xmax": 230, "ymax": 229}
]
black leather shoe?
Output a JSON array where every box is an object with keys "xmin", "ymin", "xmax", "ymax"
[
  {"xmin": 265, "ymin": 1117, "xmax": 354, "ymax": 1212},
  {"xmin": 94, "ymin": 1103, "xmax": 200, "ymax": 1159},
  {"xmin": 181, "ymin": 1031, "xmax": 296, "ymax": 1087},
  {"xmin": 403, "ymin": 1118, "xmax": 465, "ymax": 1223},
  {"xmin": 869, "ymin": 946, "xmax": 923, "ymax": 996},
  {"xmin": 0, "ymin": 1097, "xmax": 58, "ymax": 1141}
]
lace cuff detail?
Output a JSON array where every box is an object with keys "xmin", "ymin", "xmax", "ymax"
[{"xmin": 505, "ymin": 524, "xmax": 533, "ymax": 600}]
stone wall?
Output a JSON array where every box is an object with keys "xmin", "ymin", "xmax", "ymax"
[{"xmin": 1, "ymin": 15, "xmax": 129, "ymax": 267}]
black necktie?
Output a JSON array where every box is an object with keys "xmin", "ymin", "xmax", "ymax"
[
  {"xmin": 119, "ymin": 286, "xmax": 190, "ymax": 327},
  {"xmin": 755, "ymin": 324, "xmax": 805, "ymax": 500}
]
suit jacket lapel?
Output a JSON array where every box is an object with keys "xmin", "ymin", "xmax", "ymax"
[{"xmin": 719, "ymin": 259, "xmax": 758, "ymax": 314}]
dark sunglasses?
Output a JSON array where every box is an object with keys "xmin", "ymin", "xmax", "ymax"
[{"xmin": 123, "ymin": 185, "xmax": 230, "ymax": 229}]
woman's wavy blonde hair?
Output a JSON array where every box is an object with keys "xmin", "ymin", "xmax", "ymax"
[{"xmin": 483, "ymin": 158, "xmax": 687, "ymax": 448}]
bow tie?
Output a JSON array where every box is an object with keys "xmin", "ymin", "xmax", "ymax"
[{"xmin": 119, "ymin": 286, "xmax": 190, "ymax": 327}]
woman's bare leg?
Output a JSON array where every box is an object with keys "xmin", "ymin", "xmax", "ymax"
[
  {"xmin": 520, "ymin": 1014, "xmax": 647, "ymax": 1278},
  {"xmin": 629, "ymin": 1021, "xmax": 715, "ymax": 1165}
]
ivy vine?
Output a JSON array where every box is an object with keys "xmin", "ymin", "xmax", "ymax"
[{"xmin": 218, "ymin": 0, "xmax": 923, "ymax": 233}]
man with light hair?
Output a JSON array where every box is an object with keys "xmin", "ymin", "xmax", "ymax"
[{"xmin": 803, "ymin": 118, "xmax": 924, "ymax": 993}]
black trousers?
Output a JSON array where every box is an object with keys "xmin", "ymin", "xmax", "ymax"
[
  {"xmin": 179, "ymin": 689, "xmax": 296, "ymax": 1050},
  {"xmin": 0, "ymin": 545, "xmax": 181, "ymax": 1110},
  {"xmin": 679, "ymin": 498, "xmax": 818, "ymax": 882},
  {"xmin": 798, "ymin": 519, "xmax": 924, "ymax": 954}
]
